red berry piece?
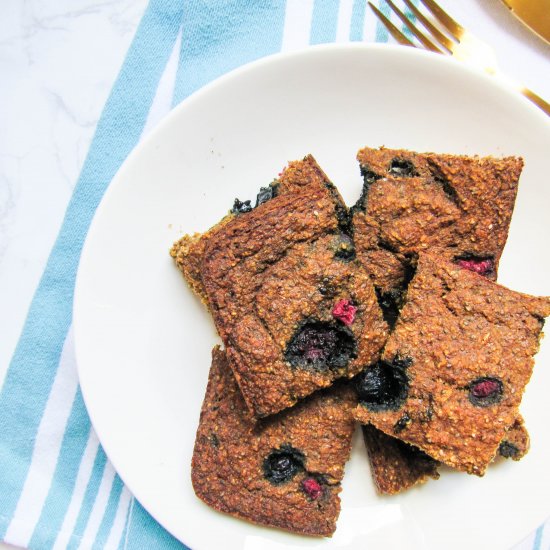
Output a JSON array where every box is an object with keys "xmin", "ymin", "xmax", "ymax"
[
  {"xmin": 468, "ymin": 377, "xmax": 503, "ymax": 407},
  {"xmin": 302, "ymin": 477, "xmax": 323, "ymax": 500},
  {"xmin": 456, "ymin": 257, "xmax": 494, "ymax": 277},
  {"xmin": 332, "ymin": 299, "xmax": 357, "ymax": 326}
]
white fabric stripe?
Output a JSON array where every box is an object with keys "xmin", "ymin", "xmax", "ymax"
[
  {"xmin": 363, "ymin": 0, "xmax": 378, "ymax": 42},
  {"xmin": 280, "ymin": 0, "xmax": 315, "ymax": 52},
  {"xmin": 335, "ymin": 0, "xmax": 354, "ymax": 42},
  {"xmin": 4, "ymin": 327, "xmax": 79, "ymax": 547},
  {"xmin": 76, "ymin": 461, "xmax": 117, "ymax": 549},
  {"xmin": 52, "ymin": 431, "xmax": 100, "ymax": 550},
  {"xmin": 121, "ymin": 497, "xmax": 135, "ymax": 550},
  {"xmin": 104, "ymin": 487, "xmax": 132, "ymax": 550},
  {"xmin": 141, "ymin": 27, "xmax": 183, "ymax": 138}
]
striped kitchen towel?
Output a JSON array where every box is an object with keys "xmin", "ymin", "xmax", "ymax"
[{"xmin": 0, "ymin": 1, "xmax": 547, "ymax": 549}]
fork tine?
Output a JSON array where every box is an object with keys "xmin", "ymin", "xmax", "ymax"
[
  {"xmin": 368, "ymin": 2, "xmax": 415, "ymax": 47},
  {"xmin": 417, "ymin": 0, "xmax": 464, "ymax": 41},
  {"xmin": 383, "ymin": 0, "xmax": 443, "ymax": 54},
  {"xmin": 401, "ymin": 0, "xmax": 454, "ymax": 52}
]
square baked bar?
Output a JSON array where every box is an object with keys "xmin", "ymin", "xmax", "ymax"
[
  {"xmin": 173, "ymin": 156, "xmax": 388, "ymax": 418},
  {"xmin": 353, "ymin": 253, "xmax": 550, "ymax": 476},
  {"xmin": 192, "ymin": 346, "xmax": 355, "ymax": 536},
  {"xmin": 352, "ymin": 146, "xmax": 523, "ymax": 324},
  {"xmin": 361, "ymin": 416, "xmax": 529, "ymax": 495}
]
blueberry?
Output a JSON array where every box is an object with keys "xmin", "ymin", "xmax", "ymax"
[
  {"xmin": 375, "ymin": 288, "xmax": 404, "ymax": 329},
  {"xmin": 393, "ymin": 412, "xmax": 411, "ymax": 433},
  {"xmin": 318, "ymin": 277, "xmax": 336, "ymax": 298},
  {"xmin": 360, "ymin": 165, "xmax": 382, "ymax": 185},
  {"xmin": 231, "ymin": 198, "xmax": 252, "ymax": 214},
  {"xmin": 499, "ymin": 441, "xmax": 519, "ymax": 459},
  {"xmin": 333, "ymin": 233, "xmax": 356, "ymax": 261},
  {"xmin": 284, "ymin": 320, "xmax": 357, "ymax": 372},
  {"xmin": 263, "ymin": 445, "xmax": 305, "ymax": 484},
  {"xmin": 255, "ymin": 183, "xmax": 279, "ymax": 207},
  {"xmin": 388, "ymin": 158, "xmax": 417, "ymax": 177},
  {"xmin": 356, "ymin": 357, "xmax": 411, "ymax": 411},
  {"xmin": 468, "ymin": 377, "xmax": 503, "ymax": 407}
]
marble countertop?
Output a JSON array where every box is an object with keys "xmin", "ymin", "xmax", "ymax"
[
  {"xmin": 1, "ymin": 1, "xmax": 549, "ymax": 549},
  {"xmin": 2, "ymin": 0, "xmax": 147, "ymax": 385}
]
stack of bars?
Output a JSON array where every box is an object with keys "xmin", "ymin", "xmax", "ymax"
[{"xmin": 170, "ymin": 148, "xmax": 550, "ymax": 536}]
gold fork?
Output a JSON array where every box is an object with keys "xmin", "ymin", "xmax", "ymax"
[{"xmin": 368, "ymin": 0, "xmax": 550, "ymax": 117}]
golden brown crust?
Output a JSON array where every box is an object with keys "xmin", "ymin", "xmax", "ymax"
[
  {"xmin": 353, "ymin": 253, "xmax": 550, "ymax": 476},
  {"xmin": 170, "ymin": 154, "xmax": 340, "ymax": 303},
  {"xmin": 362, "ymin": 425, "xmax": 439, "ymax": 495},
  {"xmin": 191, "ymin": 347, "xmax": 355, "ymax": 537},
  {"xmin": 353, "ymin": 146, "xmax": 523, "ymax": 293},
  {"xmin": 198, "ymin": 157, "xmax": 388, "ymax": 418},
  {"xmin": 170, "ymin": 214, "xmax": 235, "ymax": 305}
]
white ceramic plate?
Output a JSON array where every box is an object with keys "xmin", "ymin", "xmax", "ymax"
[{"xmin": 74, "ymin": 44, "xmax": 550, "ymax": 550}]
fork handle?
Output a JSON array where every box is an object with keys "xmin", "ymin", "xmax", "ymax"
[{"xmin": 520, "ymin": 87, "xmax": 550, "ymax": 117}]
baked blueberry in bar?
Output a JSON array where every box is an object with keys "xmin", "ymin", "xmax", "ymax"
[
  {"xmin": 191, "ymin": 346, "xmax": 355, "ymax": 536},
  {"xmin": 173, "ymin": 156, "xmax": 388, "ymax": 418},
  {"xmin": 498, "ymin": 415, "xmax": 530, "ymax": 461},
  {"xmin": 353, "ymin": 253, "xmax": 550, "ymax": 476},
  {"xmin": 352, "ymin": 146, "xmax": 523, "ymax": 326}
]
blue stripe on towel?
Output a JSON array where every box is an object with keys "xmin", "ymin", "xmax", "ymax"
[
  {"xmin": 123, "ymin": 500, "xmax": 185, "ymax": 549},
  {"xmin": 66, "ymin": 447, "xmax": 108, "ymax": 550},
  {"xmin": 350, "ymin": 0, "xmax": 366, "ymax": 41},
  {"xmin": 172, "ymin": 0, "xmax": 286, "ymax": 106},
  {"xmin": 0, "ymin": 0, "xmax": 184, "ymax": 538},
  {"xmin": 28, "ymin": 389, "xmax": 91, "ymax": 549},
  {"xmin": 533, "ymin": 524, "xmax": 543, "ymax": 550},
  {"xmin": 91, "ymin": 474, "xmax": 124, "ymax": 550},
  {"xmin": 375, "ymin": 0, "xmax": 390, "ymax": 42},
  {"xmin": 310, "ymin": 0, "xmax": 339, "ymax": 44}
]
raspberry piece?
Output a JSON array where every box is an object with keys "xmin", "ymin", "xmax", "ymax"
[
  {"xmin": 468, "ymin": 377, "xmax": 503, "ymax": 407},
  {"xmin": 332, "ymin": 299, "xmax": 357, "ymax": 326},
  {"xmin": 456, "ymin": 257, "xmax": 494, "ymax": 276},
  {"xmin": 302, "ymin": 477, "xmax": 323, "ymax": 500}
]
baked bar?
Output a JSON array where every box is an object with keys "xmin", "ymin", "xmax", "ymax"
[
  {"xmin": 352, "ymin": 146, "xmax": 523, "ymax": 325},
  {"xmin": 362, "ymin": 417, "xmax": 529, "ymax": 495},
  {"xmin": 353, "ymin": 253, "xmax": 550, "ymax": 476},
  {"xmin": 361, "ymin": 425, "xmax": 439, "ymax": 495},
  {"xmin": 181, "ymin": 156, "xmax": 388, "ymax": 418},
  {"xmin": 191, "ymin": 346, "xmax": 355, "ymax": 536}
]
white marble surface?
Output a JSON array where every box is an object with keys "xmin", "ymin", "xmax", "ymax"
[
  {"xmin": 1, "ymin": 1, "xmax": 549, "ymax": 549},
  {"xmin": 0, "ymin": 0, "xmax": 148, "ymax": 386}
]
